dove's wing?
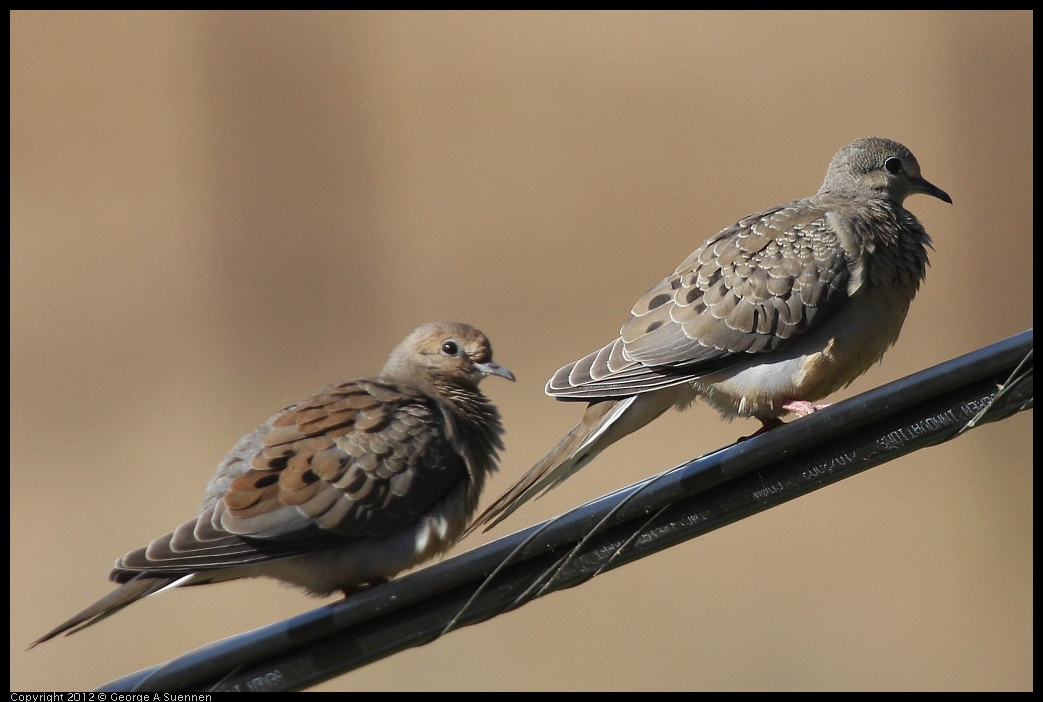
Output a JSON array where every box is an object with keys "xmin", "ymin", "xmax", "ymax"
[
  {"xmin": 111, "ymin": 379, "xmax": 469, "ymax": 581},
  {"xmin": 547, "ymin": 201, "xmax": 855, "ymax": 400}
]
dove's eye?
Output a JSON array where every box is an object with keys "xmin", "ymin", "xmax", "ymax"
[
  {"xmin": 884, "ymin": 157, "xmax": 902, "ymax": 174},
  {"xmin": 441, "ymin": 340, "xmax": 459, "ymax": 356}
]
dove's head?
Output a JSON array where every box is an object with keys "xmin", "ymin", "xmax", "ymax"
[
  {"xmin": 382, "ymin": 321, "xmax": 515, "ymax": 391},
  {"xmin": 820, "ymin": 136, "xmax": 952, "ymax": 206}
]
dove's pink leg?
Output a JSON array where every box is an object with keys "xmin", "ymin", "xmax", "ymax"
[
  {"xmin": 738, "ymin": 400, "xmax": 832, "ymax": 442},
  {"xmin": 781, "ymin": 400, "xmax": 832, "ymax": 417}
]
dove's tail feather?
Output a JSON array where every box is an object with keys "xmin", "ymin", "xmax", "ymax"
[
  {"xmin": 464, "ymin": 390, "xmax": 679, "ymax": 536},
  {"xmin": 29, "ymin": 575, "xmax": 179, "ymax": 648}
]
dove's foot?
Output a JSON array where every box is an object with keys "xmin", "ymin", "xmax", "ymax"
[{"xmin": 781, "ymin": 400, "xmax": 831, "ymax": 417}]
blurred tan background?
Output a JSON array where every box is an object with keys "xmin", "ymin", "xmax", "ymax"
[{"xmin": 11, "ymin": 11, "xmax": 1032, "ymax": 691}]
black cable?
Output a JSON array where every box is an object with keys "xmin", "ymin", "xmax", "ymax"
[{"xmin": 98, "ymin": 330, "xmax": 1032, "ymax": 692}]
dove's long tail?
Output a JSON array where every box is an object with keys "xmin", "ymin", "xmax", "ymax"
[
  {"xmin": 30, "ymin": 575, "xmax": 180, "ymax": 648},
  {"xmin": 465, "ymin": 390, "xmax": 678, "ymax": 535}
]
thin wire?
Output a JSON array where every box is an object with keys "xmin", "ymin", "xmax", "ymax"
[
  {"xmin": 592, "ymin": 505, "xmax": 670, "ymax": 578},
  {"xmin": 439, "ymin": 512, "xmax": 565, "ymax": 635},
  {"xmin": 532, "ymin": 467, "xmax": 685, "ymax": 600},
  {"xmin": 959, "ymin": 349, "xmax": 1033, "ymax": 434}
]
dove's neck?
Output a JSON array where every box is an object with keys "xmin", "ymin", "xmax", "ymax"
[
  {"xmin": 817, "ymin": 193, "xmax": 932, "ymax": 292},
  {"xmin": 430, "ymin": 379, "xmax": 504, "ymax": 446},
  {"xmin": 432, "ymin": 378, "xmax": 505, "ymax": 505}
]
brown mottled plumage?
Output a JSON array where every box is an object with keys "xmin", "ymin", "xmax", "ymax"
[
  {"xmin": 32, "ymin": 322, "xmax": 513, "ymax": 647},
  {"xmin": 468, "ymin": 137, "xmax": 950, "ymax": 534}
]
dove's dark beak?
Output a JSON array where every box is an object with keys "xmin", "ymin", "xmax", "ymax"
[
  {"xmin": 914, "ymin": 176, "xmax": 952, "ymax": 204},
  {"xmin": 476, "ymin": 361, "xmax": 515, "ymax": 382}
]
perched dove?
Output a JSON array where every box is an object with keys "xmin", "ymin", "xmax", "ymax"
[
  {"xmin": 33, "ymin": 322, "xmax": 514, "ymax": 646},
  {"xmin": 468, "ymin": 136, "xmax": 950, "ymax": 534}
]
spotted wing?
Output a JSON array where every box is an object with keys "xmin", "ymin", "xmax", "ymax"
[
  {"xmin": 548, "ymin": 202, "xmax": 853, "ymax": 399},
  {"xmin": 112, "ymin": 379, "xmax": 465, "ymax": 580}
]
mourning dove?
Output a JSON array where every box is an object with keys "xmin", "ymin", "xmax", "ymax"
[
  {"xmin": 32, "ymin": 321, "xmax": 514, "ymax": 646},
  {"xmin": 468, "ymin": 136, "xmax": 950, "ymax": 534}
]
